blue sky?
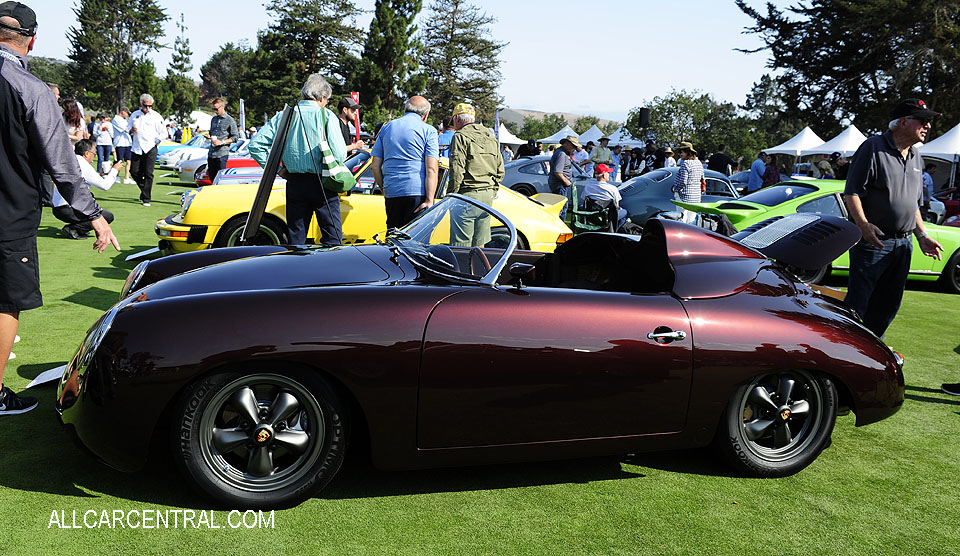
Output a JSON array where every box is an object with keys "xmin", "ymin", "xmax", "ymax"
[{"xmin": 31, "ymin": 0, "xmax": 794, "ymax": 122}]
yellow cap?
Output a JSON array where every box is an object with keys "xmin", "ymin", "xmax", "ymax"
[{"xmin": 452, "ymin": 103, "xmax": 476, "ymax": 118}]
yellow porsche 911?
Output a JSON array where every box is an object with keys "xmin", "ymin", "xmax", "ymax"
[{"xmin": 155, "ymin": 150, "xmax": 572, "ymax": 254}]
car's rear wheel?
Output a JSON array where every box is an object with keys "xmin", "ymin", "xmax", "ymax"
[
  {"xmin": 786, "ymin": 264, "xmax": 830, "ymax": 285},
  {"xmin": 512, "ymin": 184, "xmax": 536, "ymax": 197},
  {"xmin": 939, "ymin": 249, "xmax": 960, "ymax": 294},
  {"xmin": 214, "ymin": 215, "xmax": 287, "ymax": 247},
  {"xmin": 193, "ymin": 164, "xmax": 207, "ymax": 182},
  {"xmin": 173, "ymin": 370, "xmax": 346, "ymax": 508},
  {"xmin": 715, "ymin": 370, "xmax": 836, "ymax": 477}
]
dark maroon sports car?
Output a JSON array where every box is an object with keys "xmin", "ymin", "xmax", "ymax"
[{"xmin": 55, "ymin": 195, "xmax": 905, "ymax": 509}]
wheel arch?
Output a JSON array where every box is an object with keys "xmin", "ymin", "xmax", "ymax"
[{"xmin": 213, "ymin": 212, "xmax": 288, "ymax": 247}]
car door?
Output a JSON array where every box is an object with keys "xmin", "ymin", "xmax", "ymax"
[{"xmin": 417, "ymin": 286, "xmax": 693, "ymax": 448}]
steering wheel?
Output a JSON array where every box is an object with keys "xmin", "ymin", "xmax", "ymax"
[{"xmin": 469, "ymin": 247, "xmax": 492, "ymax": 275}]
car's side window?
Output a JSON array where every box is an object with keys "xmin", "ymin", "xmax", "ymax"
[
  {"xmin": 705, "ymin": 178, "xmax": 736, "ymax": 197},
  {"xmin": 519, "ymin": 163, "xmax": 546, "ymax": 175},
  {"xmin": 797, "ymin": 194, "xmax": 845, "ymax": 217}
]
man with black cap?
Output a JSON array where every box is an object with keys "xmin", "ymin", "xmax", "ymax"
[
  {"xmin": 337, "ymin": 96, "xmax": 365, "ymax": 153},
  {"xmin": 843, "ymin": 98, "xmax": 944, "ymax": 338},
  {"xmin": 0, "ymin": 1, "xmax": 119, "ymax": 415}
]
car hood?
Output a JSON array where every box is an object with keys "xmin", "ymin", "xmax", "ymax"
[{"xmin": 138, "ymin": 246, "xmax": 392, "ymax": 301}]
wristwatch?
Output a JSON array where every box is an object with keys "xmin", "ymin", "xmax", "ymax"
[{"xmin": 916, "ymin": 231, "xmax": 928, "ymax": 239}]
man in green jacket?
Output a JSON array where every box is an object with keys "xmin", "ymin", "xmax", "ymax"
[{"xmin": 448, "ymin": 102, "xmax": 504, "ymax": 248}]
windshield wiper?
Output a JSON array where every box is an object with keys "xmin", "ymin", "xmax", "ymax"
[{"xmin": 418, "ymin": 249, "xmax": 456, "ymax": 269}]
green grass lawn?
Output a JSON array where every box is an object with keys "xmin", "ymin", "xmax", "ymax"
[{"xmin": 1, "ymin": 166, "xmax": 958, "ymax": 555}]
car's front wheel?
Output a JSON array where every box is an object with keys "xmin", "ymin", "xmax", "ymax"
[
  {"xmin": 214, "ymin": 215, "xmax": 288, "ymax": 247},
  {"xmin": 715, "ymin": 370, "xmax": 836, "ymax": 477},
  {"xmin": 172, "ymin": 371, "xmax": 347, "ymax": 508}
]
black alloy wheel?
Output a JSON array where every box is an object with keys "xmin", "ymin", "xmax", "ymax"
[
  {"xmin": 173, "ymin": 371, "xmax": 346, "ymax": 508},
  {"xmin": 715, "ymin": 370, "xmax": 837, "ymax": 477}
]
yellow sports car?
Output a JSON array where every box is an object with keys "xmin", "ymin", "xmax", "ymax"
[{"xmin": 155, "ymin": 150, "xmax": 572, "ymax": 254}]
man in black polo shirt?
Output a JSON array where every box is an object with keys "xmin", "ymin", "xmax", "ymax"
[
  {"xmin": 0, "ymin": 1, "xmax": 119, "ymax": 415},
  {"xmin": 843, "ymin": 98, "xmax": 943, "ymax": 338},
  {"xmin": 336, "ymin": 96, "xmax": 365, "ymax": 153}
]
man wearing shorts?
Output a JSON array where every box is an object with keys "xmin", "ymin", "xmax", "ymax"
[
  {"xmin": 0, "ymin": 1, "xmax": 120, "ymax": 415},
  {"xmin": 112, "ymin": 106, "xmax": 134, "ymax": 184}
]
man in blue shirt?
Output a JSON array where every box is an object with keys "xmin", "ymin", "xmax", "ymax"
[
  {"xmin": 748, "ymin": 151, "xmax": 767, "ymax": 192},
  {"xmin": 437, "ymin": 117, "xmax": 454, "ymax": 158},
  {"xmin": 371, "ymin": 96, "xmax": 440, "ymax": 229}
]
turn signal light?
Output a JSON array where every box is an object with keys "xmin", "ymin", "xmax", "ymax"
[{"xmin": 556, "ymin": 233, "xmax": 573, "ymax": 245}]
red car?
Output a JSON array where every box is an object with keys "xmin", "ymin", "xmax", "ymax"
[
  {"xmin": 197, "ymin": 156, "xmax": 261, "ymax": 185},
  {"xmin": 55, "ymin": 108, "xmax": 904, "ymax": 508},
  {"xmin": 935, "ymin": 187, "xmax": 958, "ymax": 220}
]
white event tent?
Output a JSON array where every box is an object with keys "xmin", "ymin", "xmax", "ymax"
[
  {"xmin": 577, "ymin": 125, "xmax": 604, "ymax": 145},
  {"xmin": 801, "ymin": 125, "xmax": 867, "ymax": 157},
  {"xmin": 606, "ymin": 126, "xmax": 645, "ymax": 148},
  {"xmin": 764, "ymin": 126, "xmax": 825, "ymax": 156},
  {"xmin": 539, "ymin": 125, "xmax": 578, "ymax": 144},
  {"xmin": 919, "ymin": 122, "xmax": 960, "ymax": 188},
  {"xmin": 495, "ymin": 124, "xmax": 524, "ymax": 146}
]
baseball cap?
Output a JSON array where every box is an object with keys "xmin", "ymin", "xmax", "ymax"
[
  {"xmin": 0, "ymin": 2, "xmax": 36, "ymax": 35},
  {"xmin": 594, "ymin": 164, "xmax": 613, "ymax": 174},
  {"xmin": 337, "ymin": 97, "xmax": 360, "ymax": 110},
  {"xmin": 891, "ymin": 98, "xmax": 941, "ymax": 120},
  {"xmin": 452, "ymin": 102, "xmax": 475, "ymax": 118}
]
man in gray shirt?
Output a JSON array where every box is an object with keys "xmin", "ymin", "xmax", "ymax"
[
  {"xmin": 0, "ymin": 1, "xmax": 119, "ymax": 415},
  {"xmin": 548, "ymin": 135, "xmax": 579, "ymax": 221},
  {"xmin": 843, "ymin": 98, "xmax": 943, "ymax": 338},
  {"xmin": 207, "ymin": 97, "xmax": 239, "ymax": 182}
]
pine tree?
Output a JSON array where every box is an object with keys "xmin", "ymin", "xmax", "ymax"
[
  {"xmin": 355, "ymin": 0, "xmax": 425, "ymax": 118},
  {"xmin": 166, "ymin": 14, "xmax": 199, "ymax": 124},
  {"xmin": 66, "ymin": 0, "xmax": 168, "ymax": 111},
  {"xmin": 199, "ymin": 42, "xmax": 256, "ymax": 121},
  {"xmin": 419, "ymin": 0, "xmax": 505, "ymax": 122}
]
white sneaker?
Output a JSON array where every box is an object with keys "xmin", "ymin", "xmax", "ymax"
[
  {"xmin": 14, "ymin": 335, "xmax": 19, "ymax": 343},
  {"xmin": 142, "ymin": 202, "xmax": 151, "ymax": 207},
  {"xmin": 124, "ymin": 178, "xmax": 136, "ymax": 185},
  {"xmin": 7, "ymin": 352, "xmax": 14, "ymax": 361}
]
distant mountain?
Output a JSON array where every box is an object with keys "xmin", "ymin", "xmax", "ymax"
[{"xmin": 499, "ymin": 108, "xmax": 620, "ymax": 130}]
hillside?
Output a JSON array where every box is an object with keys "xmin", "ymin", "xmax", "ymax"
[{"xmin": 499, "ymin": 108, "xmax": 620, "ymax": 130}]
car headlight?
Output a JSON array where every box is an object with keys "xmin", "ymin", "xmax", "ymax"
[
  {"xmin": 180, "ymin": 189, "xmax": 197, "ymax": 216},
  {"xmin": 120, "ymin": 260, "xmax": 149, "ymax": 300}
]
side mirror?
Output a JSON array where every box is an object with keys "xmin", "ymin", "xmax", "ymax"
[{"xmin": 509, "ymin": 262, "xmax": 536, "ymax": 288}]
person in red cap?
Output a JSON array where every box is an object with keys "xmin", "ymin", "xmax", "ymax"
[
  {"xmin": 843, "ymin": 98, "xmax": 944, "ymax": 338},
  {"xmin": 0, "ymin": 0, "xmax": 119, "ymax": 416},
  {"xmin": 580, "ymin": 163, "xmax": 626, "ymax": 230}
]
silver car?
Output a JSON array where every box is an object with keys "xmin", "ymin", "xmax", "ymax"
[{"xmin": 502, "ymin": 154, "xmax": 594, "ymax": 196}]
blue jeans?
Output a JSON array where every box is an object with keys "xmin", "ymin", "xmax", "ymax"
[
  {"xmin": 552, "ymin": 184, "xmax": 570, "ymax": 221},
  {"xmin": 96, "ymin": 144, "xmax": 113, "ymax": 173},
  {"xmin": 845, "ymin": 237, "xmax": 912, "ymax": 338}
]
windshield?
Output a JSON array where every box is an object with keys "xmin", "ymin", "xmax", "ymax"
[
  {"xmin": 737, "ymin": 183, "xmax": 818, "ymax": 206},
  {"xmin": 388, "ymin": 195, "xmax": 516, "ymax": 285}
]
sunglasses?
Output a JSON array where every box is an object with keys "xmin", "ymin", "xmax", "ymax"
[
  {"xmin": 141, "ymin": 103, "xmax": 153, "ymax": 108},
  {"xmin": 907, "ymin": 116, "xmax": 932, "ymax": 125}
]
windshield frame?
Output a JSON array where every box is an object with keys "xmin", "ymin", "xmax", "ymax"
[{"xmin": 388, "ymin": 194, "xmax": 517, "ymax": 287}]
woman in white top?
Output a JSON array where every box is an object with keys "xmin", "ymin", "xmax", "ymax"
[{"xmin": 92, "ymin": 113, "xmax": 114, "ymax": 173}]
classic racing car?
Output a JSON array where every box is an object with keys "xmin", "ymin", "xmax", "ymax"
[{"xmin": 57, "ymin": 193, "xmax": 904, "ymax": 508}]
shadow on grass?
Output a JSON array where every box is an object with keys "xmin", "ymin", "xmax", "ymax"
[
  {"xmin": 62, "ymin": 286, "xmax": 118, "ymax": 311},
  {"xmin": 320, "ymin": 456, "xmax": 646, "ymax": 500},
  {"xmin": 905, "ymin": 393, "xmax": 960, "ymax": 406},
  {"xmin": 0, "ymin": 383, "xmax": 209, "ymax": 508},
  {"xmin": 954, "ymin": 343, "xmax": 960, "ymax": 355},
  {"xmin": 16, "ymin": 361, "xmax": 67, "ymax": 381},
  {"xmin": 905, "ymin": 385, "xmax": 946, "ymax": 394}
]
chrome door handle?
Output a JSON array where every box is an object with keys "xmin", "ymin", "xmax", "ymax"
[{"xmin": 647, "ymin": 330, "xmax": 686, "ymax": 341}]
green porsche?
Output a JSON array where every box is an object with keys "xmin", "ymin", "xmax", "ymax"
[{"xmin": 675, "ymin": 179, "xmax": 960, "ymax": 293}]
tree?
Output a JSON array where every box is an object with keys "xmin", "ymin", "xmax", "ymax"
[
  {"xmin": 256, "ymin": 0, "xmax": 363, "ymax": 109},
  {"xmin": 355, "ymin": 0, "xmax": 425, "ymax": 118},
  {"xmin": 573, "ymin": 115, "xmax": 600, "ymax": 135},
  {"xmin": 199, "ymin": 42, "xmax": 255, "ymax": 116},
  {"xmin": 28, "ymin": 56, "xmax": 72, "ymax": 93},
  {"xmin": 517, "ymin": 113, "xmax": 567, "ymax": 141},
  {"xmin": 127, "ymin": 59, "xmax": 172, "ymax": 114},
  {"xmin": 741, "ymin": 74, "xmax": 806, "ymax": 152},
  {"xmin": 165, "ymin": 14, "xmax": 199, "ymax": 124},
  {"xmin": 626, "ymin": 89, "xmax": 763, "ymax": 163},
  {"xmin": 600, "ymin": 121, "xmax": 621, "ymax": 136},
  {"xmin": 736, "ymin": 0, "xmax": 960, "ymax": 137},
  {"xmin": 419, "ymin": 0, "xmax": 506, "ymax": 122},
  {"xmin": 66, "ymin": 0, "xmax": 168, "ymax": 111}
]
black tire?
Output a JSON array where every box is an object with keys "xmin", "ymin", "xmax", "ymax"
[
  {"xmin": 940, "ymin": 249, "xmax": 960, "ymax": 294},
  {"xmin": 194, "ymin": 164, "xmax": 207, "ymax": 182},
  {"xmin": 213, "ymin": 215, "xmax": 287, "ymax": 247},
  {"xmin": 512, "ymin": 184, "xmax": 536, "ymax": 197},
  {"xmin": 714, "ymin": 370, "xmax": 837, "ymax": 477},
  {"xmin": 786, "ymin": 264, "xmax": 830, "ymax": 285},
  {"xmin": 172, "ymin": 370, "xmax": 346, "ymax": 509},
  {"xmin": 485, "ymin": 226, "xmax": 528, "ymax": 250}
]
